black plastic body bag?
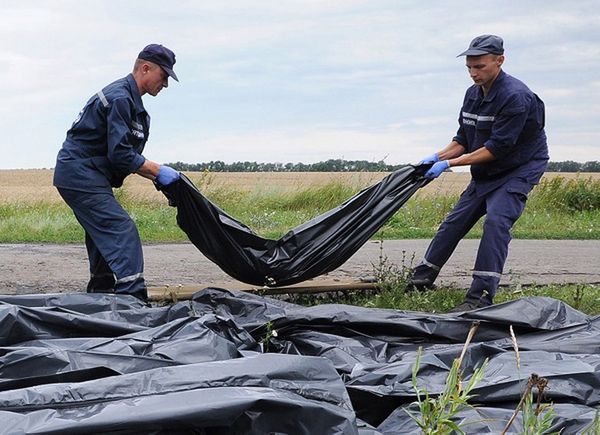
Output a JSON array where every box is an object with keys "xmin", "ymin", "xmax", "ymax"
[{"xmin": 158, "ymin": 165, "xmax": 431, "ymax": 286}]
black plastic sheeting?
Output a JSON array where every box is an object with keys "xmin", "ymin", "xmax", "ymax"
[
  {"xmin": 158, "ymin": 165, "xmax": 430, "ymax": 286},
  {"xmin": 1, "ymin": 291, "xmax": 599, "ymax": 433}
]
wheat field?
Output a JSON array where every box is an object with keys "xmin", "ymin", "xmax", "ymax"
[{"xmin": 1, "ymin": 169, "xmax": 598, "ymax": 204}]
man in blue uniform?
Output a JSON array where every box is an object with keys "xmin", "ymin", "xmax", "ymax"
[
  {"xmin": 410, "ymin": 35, "xmax": 548, "ymax": 312},
  {"xmin": 53, "ymin": 44, "xmax": 181, "ymax": 302}
]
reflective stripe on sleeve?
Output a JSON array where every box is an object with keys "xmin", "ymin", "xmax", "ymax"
[{"xmin": 97, "ymin": 91, "xmax": 109, "ymax": 108}]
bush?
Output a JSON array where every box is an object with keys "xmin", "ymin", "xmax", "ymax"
[{"xmin": 530, "ymin": 177, "xmax": 600, "ymax": 212}]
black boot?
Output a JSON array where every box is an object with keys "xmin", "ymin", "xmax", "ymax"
[{"xmin": 406, "ymin": 277, "xmax": 436, "ymax": 291}]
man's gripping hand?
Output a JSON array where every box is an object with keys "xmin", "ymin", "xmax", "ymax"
[
  {"xmin": 419, "ymin": 153, "xmax": 439, "ymax": 165},
  {"xmin": 424, "ymin": 160, "xmax": 450, "ymax": 179},
  {"xmin": 156, "ymin": 165, "xmax": 180, "ymax": 186}
]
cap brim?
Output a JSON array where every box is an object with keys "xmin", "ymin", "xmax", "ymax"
[
  {"xmin": 160, "ymin": 65, "xmax": 179, "ymax": 82},
  {"xmin": 457, "ymin": 48, "xmax": 492, "ymax": 57}
]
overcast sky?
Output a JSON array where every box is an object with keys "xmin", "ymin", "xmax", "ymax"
[{"xmin": 1, "ymin": 0, "xmax": 599, "ymax": 169}]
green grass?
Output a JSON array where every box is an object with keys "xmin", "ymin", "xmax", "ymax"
[
  {"xmin": 1, "ymin": 176, "xmax": 598, "ymax": 243},
  {"xmin": 282, "ymin": 246, "xmax": 600, "ymax": 315},
  {"xmin": 287, "ymin": 283, "xmax": 600, "ymax": 315},
  {"xmin": 0, "ymin": 201, "xmax": 186, "ymax": 243},
  {"xmin": 375, "ymin": 283, "xmax": 599, "ymax": 314}
]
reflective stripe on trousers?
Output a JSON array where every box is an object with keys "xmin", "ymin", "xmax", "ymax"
[
  {"xmin": 57, "ymin": 187, "xmax": 147, "ymax": 297},
  {"xmin": 412, "ymin": 178, "xmax": 533, "ymax": 304}
]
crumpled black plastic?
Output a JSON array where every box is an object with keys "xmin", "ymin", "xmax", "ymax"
[
  {"xmin": 189, "ymin": 291, "xmax": 600, "ymax": 433},
  {"xmin": 0, "ymin": 353, "xmax": 359, "ymax": 435},
  {"xmin": 158, "ymin": 165, "xmax": 430, "ymax": 286},
  {"xmin": 1, "ymin": 292, "xmax": 600, "ymax": 433}
]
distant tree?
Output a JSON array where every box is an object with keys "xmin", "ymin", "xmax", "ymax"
[
  {"xmin": 582, "ymin": 161, "xmax": 600, "ymax": 172},
  {"xmin": 544, "ymin": 161, "xmax": 600, "ymax": 172},
  {"xmin": 165, "ymin": 159, "xmax": 599, "ymax": 173},
  {"xmin": 547, "ymin": 160, "xmax": 582, "ymax": 172}
]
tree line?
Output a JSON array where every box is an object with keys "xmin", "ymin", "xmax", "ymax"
[
  {"xmin": 167, "ymin": 159, "xmax": 600, "ymax": 172},
  {"xmin": 546, "ymin": 160, "xmax": 600, "ymax": 172},
  {"xmin": 167, "ymin": 159, "xmax": 406, "ymax": 172}
]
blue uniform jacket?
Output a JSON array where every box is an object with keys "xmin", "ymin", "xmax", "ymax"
[
  {"xmin": 54, "ymin": 74, "xmax": 149, "ymax": 192},
  {"xmin": 453, "ymin": 70, "xmax": 548, "ymax": 191}
]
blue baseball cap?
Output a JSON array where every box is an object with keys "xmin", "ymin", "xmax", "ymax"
[
  {"xmin": 457, "ymin": 35, "xmax": 504, "ymax": 57},
  {"xmin": 138, "ymin": 44, "xmax": 179, "ymax": 82}
]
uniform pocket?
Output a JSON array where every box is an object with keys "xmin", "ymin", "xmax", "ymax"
[{"xmin": 506, "ymin": 180, "xmax": 533, "ymax": 202}]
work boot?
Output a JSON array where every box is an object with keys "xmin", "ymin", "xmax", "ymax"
[
  {"xmin": 406, "ymin": 278, "xmax": 436, "ymax": 292},
  {"xmin": 447, "ymin": 299, "xmax": 489, "ymax": 313},
  {"xmin": 407, "ymin": 263, "xmax": 438, "ymax": 292},
  {"xmin": 87, "ymin": 277, "xmax": 115, "ymax": 293}
]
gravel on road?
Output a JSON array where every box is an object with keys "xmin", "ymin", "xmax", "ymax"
[{"xmin": 1, "ymin": 240, "xmax": 598, "ymax": 295}]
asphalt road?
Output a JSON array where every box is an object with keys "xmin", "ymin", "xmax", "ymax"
[{"xmin": 0, "ymin": 240, "xmax": 598, "ymax": 295}]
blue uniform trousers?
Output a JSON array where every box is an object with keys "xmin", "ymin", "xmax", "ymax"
[
  {"xmin": 57, "ymin": 188, "xmax": 147, "ymax": 299},
  {"xmin": 411, "ymin": 177, "xmax": 533, "ymax": 306}
]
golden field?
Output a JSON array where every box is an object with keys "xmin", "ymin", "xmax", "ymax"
[{"xmin": 1, "ymin": 169, "xmax": 599, "ymax": 204}]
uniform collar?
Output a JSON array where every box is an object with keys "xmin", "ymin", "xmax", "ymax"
[
  {"xmin": 481, "ymin": 70, "xmax": 506, "ymax": 102},
  {"xmin": 126, "ymin": 73, "xmax": 146, "ymax": 114}
]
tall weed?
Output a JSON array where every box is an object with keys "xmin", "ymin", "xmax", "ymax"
[
  {"xmin": 407, "ymin": 323, "xmax": 488, "ymax": 434},
  {"xmin": 530, "ymin": 176, "xmax": 600, "ymax": 212},
  {"xmin": 269, "ymin": 182, "xmax": 359, "ymax": 211},
  {"xmin": 2, "ymin": 174, "xmax": 599, "ymax": 242}
]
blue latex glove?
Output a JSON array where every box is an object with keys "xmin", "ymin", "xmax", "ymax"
[
  {"xmin": 419, "ymin": 153, "xmax": 439, "ymax": 165},
  {"xmin": 156, "ymin": 165, "xmax": 180, "ymax": 186},
  {"xmin": 424, "ymin": 160, "xmax": 450, "ymax": 179}
]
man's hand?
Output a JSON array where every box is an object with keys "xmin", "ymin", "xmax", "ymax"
[
  {"xmin": 424, "ymin": 160, "xmax": 450, "ymax": 179},
  {"xmin": 419, "ymin": 153, "xmax": 439, "ymax": 165},
  {"xmin": 156, "ymin": 165, "xmax": 180, "ymax": 185}
]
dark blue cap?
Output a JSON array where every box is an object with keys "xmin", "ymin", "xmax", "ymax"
[
  {"xmin": 138, "ymin": 44, "xmax": 179, "ymax": 82},
  {"xmin": 457, "ymin": 35, "xmax": 504, "ymax": 57}
]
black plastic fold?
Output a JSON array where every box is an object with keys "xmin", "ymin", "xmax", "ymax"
[
  {"xmin": 0, "ymin": 354, "xmax": 358, "ymax": 434},
  {"xmin": 159, "ymin": 165, "xmax": 430, "ymax": 286},
  {"xmin": 1, "ymin": 290, "xmax": 599, "ymax": 433}
]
